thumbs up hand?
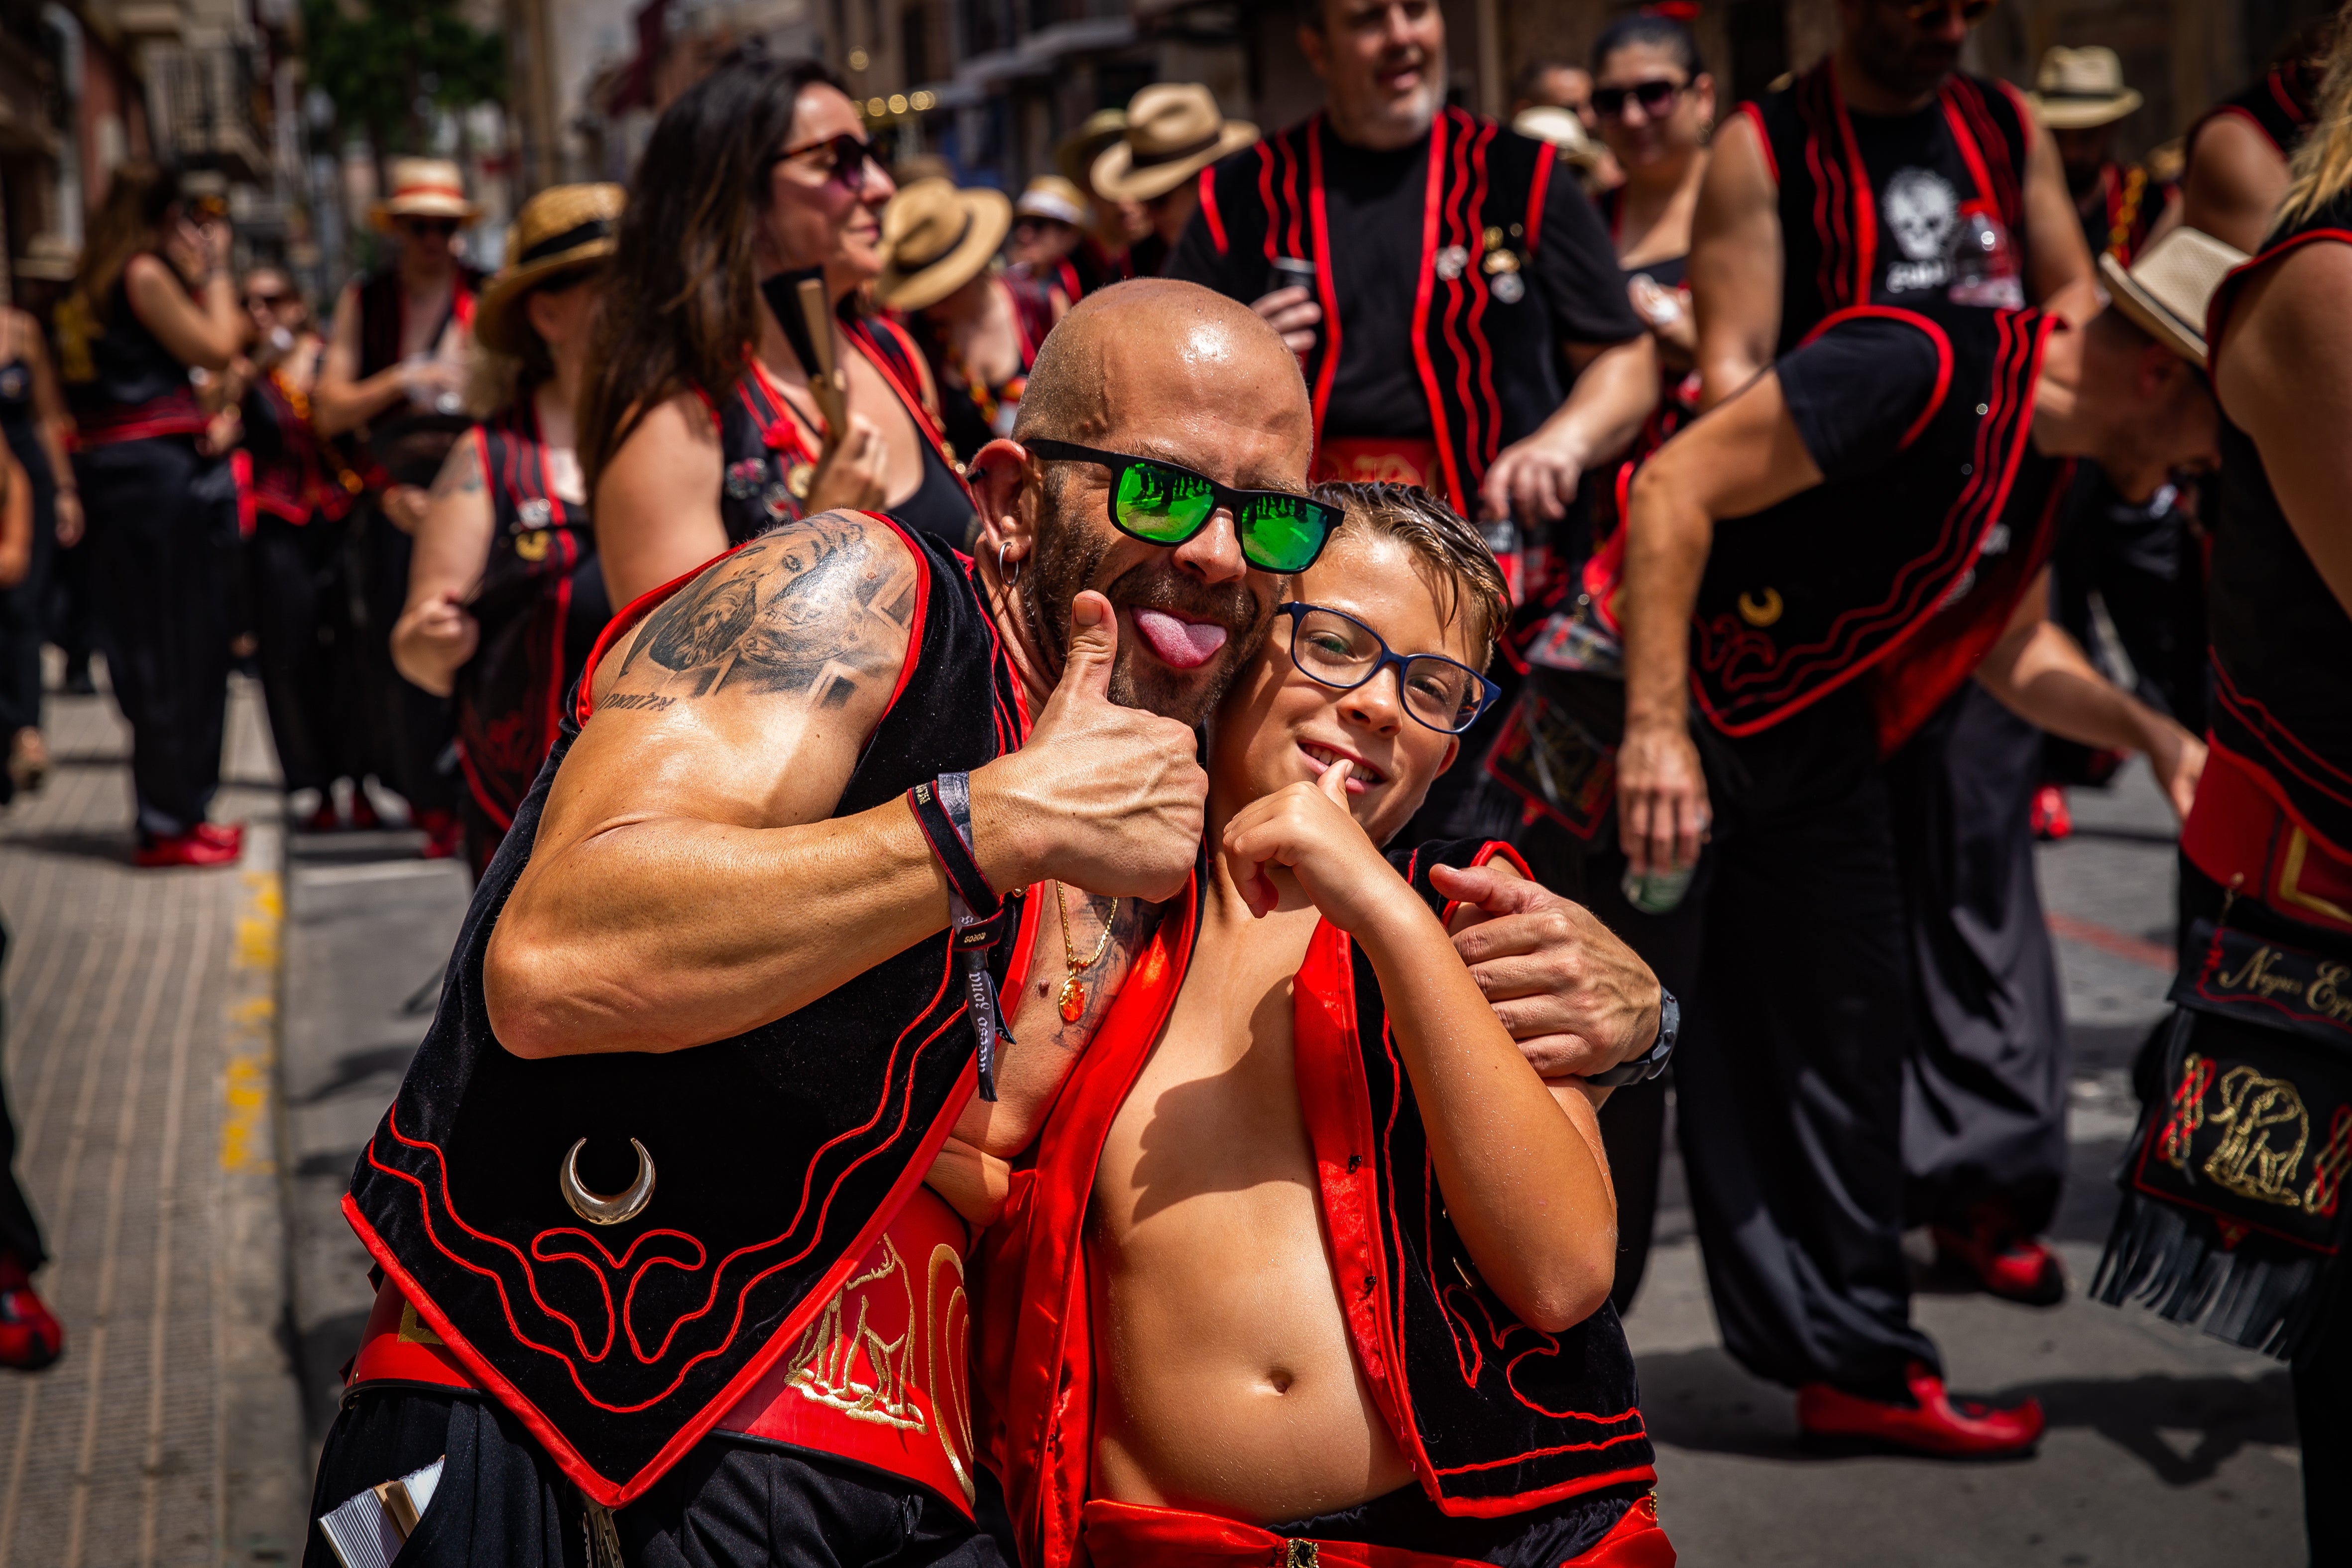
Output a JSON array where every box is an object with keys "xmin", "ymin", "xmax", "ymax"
[
  {"xmin": 967, "ymin": 592, "xmax": 1206, "ymax": 904},
  {"xmin": 1220, "ymin": 752, "xmax": 1411, "ymax": 931}
]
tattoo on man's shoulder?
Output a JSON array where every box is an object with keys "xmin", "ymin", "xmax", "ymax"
[
  {"xmin": 612, "ymin": 513, "xmax": 917, "ymax": 701},
  {"xmin": 601, "ymin": 691, "xmax": 675, "ymax": 712},
  {"xmin": 427, "ymin": 443, "xmax": 483, "ymax": 502}
]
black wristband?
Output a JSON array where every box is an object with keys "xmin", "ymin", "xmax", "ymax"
[
  {"xmin": 909, "ymin": 775, "xmax": 1001, "ymax": 921},
  {"xmin": 1585, "ymin": 988, "xmax": 1678, "ymax": 1088}
]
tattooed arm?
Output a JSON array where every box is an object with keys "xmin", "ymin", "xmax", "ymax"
[
  {"xmin": 486, "ymin": 518, "xmax": 1208, "ymax": 1059},
  {"xmin": 391, "ymin": 433, "xmax": 493, "ymax": 696}
]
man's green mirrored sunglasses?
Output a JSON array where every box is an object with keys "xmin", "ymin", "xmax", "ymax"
[{"xmin": 1025, "ymin": 439, "xmax": 1342, "ymax": 573}]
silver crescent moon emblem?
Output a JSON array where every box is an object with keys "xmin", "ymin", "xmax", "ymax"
[{"xmin": 560, "ymin": 1138, "xmax": 655, "ymax": 1226}]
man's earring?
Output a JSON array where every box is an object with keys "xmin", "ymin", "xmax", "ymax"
[{"xmin": 998, "ymin": 539, "xmax": 1023, "ymax": 588}]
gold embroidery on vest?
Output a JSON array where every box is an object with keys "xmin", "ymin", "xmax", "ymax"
[
  {"xmin": 2214, "ymin": 943, "xmax": 2305, "ymax": 1001},
  {"xmin": 2305, "ymin": 1107, "xmax": 2352, "ymax": 1217},
  {"xmin": 927, "ymin": 1242, "xmax": 977, "ymax": 1505},
  {"xmin": 784, "ymin": 1234, "xmax": 927, "ymax": 1431},
  {"xmin": 2278, "ymin": 829, "xmax": 2352, "ymax": 929},
  {"xmin": 2202, "ymin": 1065, "xmax": 2311, "ymax": 1207}
]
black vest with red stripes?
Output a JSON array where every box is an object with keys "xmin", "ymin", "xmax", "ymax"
[
  {"xmin": 345, "ymin": 518, "xmax": 1026, "ymax": 1506},
  {"xmin": 54, "ymin": 272, "xmax": 207, "ymax": 442},
  {"xmin": 1745, "ymin": 61, "xmax": 2034, "ymax": 353},
  {"xmin": 452, "ymin": 400, "xmax": 608, "ymax": 837},
  {"xmin": 2204, "ymin": 190, "xmax": 2352, "ymax": 850},
  {"xmin": 1691, "ymin": 302, "xmax": 2066, "ymax": 749},
  {"xmin": 354, "ymin": 264, "xmax": 484, "ymax": 486},
  {"xmin": 245, "ymin": 364, "xmax": 356, "ymax": 525},
  {"xmin": 2191, "ymin": 61, "xmax": 2321, "ymax": 164},
  {"xmin": 1194, "ymin": 109, "xmax": 1560, "ymax": 516}
]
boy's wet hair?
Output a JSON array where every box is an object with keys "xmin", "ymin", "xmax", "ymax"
[{"xmin": 1309, "ymin": 482, "xmax": 1509, "ymax": 670}]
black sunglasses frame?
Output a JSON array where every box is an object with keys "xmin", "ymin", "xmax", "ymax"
[
  {"xmin": 1591, "ymin": 78, "xmax": 1687, "ymax": 119},
  {"xmin": 1024, "ymin": 438, "xmax": 1345, "ymax": 573},
  {"xmin": 1276, "ymin": 602, "xmax": 1502, "ymax": 735},
  {"xmin": 770, "ymin": 131, "xmax": 880, "ymax": 190},
  {"xmin": 404, "ymin": 217, "xmax": 461, "ymax": 237},
  {"xmin": 1899, "ymin": 0, "xmax": 1996, "ymax": 20}
]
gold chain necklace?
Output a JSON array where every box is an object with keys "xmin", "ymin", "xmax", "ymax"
[{"xmin": 1053, "ymin": 881, "xmax": 1117, "ymax": 1022}]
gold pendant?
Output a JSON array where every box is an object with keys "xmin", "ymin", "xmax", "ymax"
[{"xmin": 1057, "ymin": 975, "xmax": 1087, "ymax": 1023}]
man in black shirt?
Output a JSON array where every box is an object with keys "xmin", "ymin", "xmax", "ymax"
[
  {"xmin": 1164, "ymin": 0, "xmax": 1654, "ymax": 537},
  {"xmin": 1611, "ymin": 232, "xmax": 2230, "ymax": 1456}
]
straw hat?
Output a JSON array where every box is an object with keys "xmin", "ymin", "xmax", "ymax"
[
  {"xmin": 474, "ymin": 183, "xmax": 624, "ymax": 356},
  {"xmin": 11, "ymin": 234, "xmax": 77, "ymax": 283},
  {"xmin": 1092, "ymin": 85, "xmax": 1259, "ymax": 203},
  {"xmin": 1058, "ymin": 108, "xmax": 1130, "ymax": 193},
  {"xmin": 1016, "ymin": 176, "xmax": 1086, "ymax": 227},
  {"xmin": 2100, "ymin": 227, "xmax": 2247, "ymax": 367},
  {"xmin": 2026, "ymin": 47, "xmax": 2145, "ymax": 130},
  {"xmin": 878, "ymin": 179, "xmax": 1014, "ymax": 312},
  {"xmin": 1512, "ymin": 106, "xmax": 1606, "ymax": 171},
  {"xmin": 369, "ymin": 157, "xmax": 484, "ymax": 230}
]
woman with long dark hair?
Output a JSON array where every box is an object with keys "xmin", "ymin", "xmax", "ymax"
[
  {"xmin": 54, "ymin": 162, "xmax": 246, "ymax": 865},
  {"xmin": 0, "ymin": 287, "xmax": 81, "ymax": 798},
  {"xmin": 582, "ymin": 48, "xmax": 973, "ymax": 607},
  {"xmin": 393, "ymin": 184, "xmax": 617, "ymax": 875}
]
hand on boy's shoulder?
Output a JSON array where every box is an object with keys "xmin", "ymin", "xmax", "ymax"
[{"xmin": 1435, "ymin": 861, "xmax": 1664, "ymax": 1080}]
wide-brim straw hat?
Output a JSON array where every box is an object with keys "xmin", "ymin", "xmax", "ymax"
[
  {"xmin": 1016, "ymin": 176, "xmax": 1086, "ymax": 227},
  {"xmin": 475, "ymin": 183, "xmax": 624, "ymax": 356},
  {"xmin": 369, "ymin": 157, "xmax": 485, "ymax": 230},
  {"xmin": 878, "ymin": 179, "xmax": 1014, "ymax": 313},
  {"xmin": 1512, "ymin": 106, "xmax": 1606, "ymax": 170},
  {"xmin": 1058, "ymin": 109, "xmax": 1130, "ymax": 193},
  {"xmin": 2100, "ymin": 226, "xmax": 2247, "ymax": 367},
  {"xmin": 1092, "ymin": 84, "xmax": 1259, "ymax": 203},
  {"xmin": 2026, "ymin": 46, "xmax": 2145, "ymax": 129}
]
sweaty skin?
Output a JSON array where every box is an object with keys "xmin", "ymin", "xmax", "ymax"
[{"xmin": 1088, "ymin": 532, "xmax": 1617, "ymax": 1524}]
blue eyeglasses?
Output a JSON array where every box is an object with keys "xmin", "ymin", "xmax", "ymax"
[{"xmin": 1277, "ymin": 602, "xmax": 1500, "ymax": 734}]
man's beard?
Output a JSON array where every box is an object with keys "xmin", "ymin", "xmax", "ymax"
[
  {"xmin": 1023, "ymin": 499, "xmax": 1271, "ymax": 729},
  {"xmin": 1852, "ymin": 17, "xmax": 1959, "ymax": 99}
]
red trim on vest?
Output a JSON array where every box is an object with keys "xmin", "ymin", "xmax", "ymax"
[
  {"xmin": 1078, "ymin": 1496, "xmax": 1675, "ymax": 1568},
  {"xmin": 231, "ymin": 449, "xmax": 256, "ymax": 538},
  {"xmin": 1737, "ymin": 101, "xmax": 1776, "ymax": 185},
  {"xmin": 1198, "ymin": 165, "xmax": 1228, "ymax": 254},
  {"xmin": 1308, "ymin": 121, "xmax": 1345, "ymax": 444},
  {"xmin": 1795, "ymin": 305, "xmax": 1955, "ymax": 449},
  {"xmin": 2182, "ymin": 738, "xmax": 2352, "ymax": 936},
  {"xmin": 1825, "ymin": 61, "xmax": 1878, "ymax": 309},
  {"xmin": 1524, "ymin": 141, "xmax": 1555, "ymax": 256},
  {"xmin": 1409, "ymin": 112, "xmax": 1467, "ymax": 513},
  {"xmin": 2208, "ymin": 227, "xmax": 2352, "ymax": 376}
]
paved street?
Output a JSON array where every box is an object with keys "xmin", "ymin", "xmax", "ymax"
[{"xmin": 2, "ymin": 669, "xmax": 2311, "ymax": 1565}]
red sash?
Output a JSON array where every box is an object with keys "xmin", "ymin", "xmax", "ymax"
[
  {"xmin": 351, "ymin": 1185, "xmax": 983, "ymax": 1513},
  {"xmin": 1079, "ymin": 1497, "xmax": 1675, "ymax": 1568},
  {"xmin": 2182, "ymin": 740, "xmax": 2352, "ymax": 938}
]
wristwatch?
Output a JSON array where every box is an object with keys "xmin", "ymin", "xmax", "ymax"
[{"xmin": 1584, "ymin": 988, "xmax": 1678, "ymax": 1088}]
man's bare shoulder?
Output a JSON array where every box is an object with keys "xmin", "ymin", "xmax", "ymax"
[{"xmin": 592, "ymin": 510, "xmax": 922, "ymax": 715}]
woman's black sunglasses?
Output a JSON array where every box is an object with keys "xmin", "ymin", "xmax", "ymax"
[
  {"xmin": 772, "ymin": 132, "xmax": 880, "ymax": 190},
  {"xmin": 1591, "ymin": 79, "xmax": 1685, "ymax": 119},
  {"xmin": 1277, "ymin": 603, "xmax": 1501, "ymax": 735},
  {"xmin": 1024, "ymin": 439, "xmax": 1343, "ymax": 573}
]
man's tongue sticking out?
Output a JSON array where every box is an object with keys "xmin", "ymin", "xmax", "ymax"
[{"xmin": 1130, "ymin": 606, "xmax": 1230, "ymax": 671}]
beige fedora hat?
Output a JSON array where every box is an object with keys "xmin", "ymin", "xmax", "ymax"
[
  {"xmin": 370, "ymin": 157, "xmax": 484, "ymax": 230},
  {"xmin": 2100, "ymin": 226, "xmax": 2248, "ymax": 367},
  {"xmin": 1058, "ymin": 108, "xmax": 1130, "ymax": 193},
  {"xmin": 475, "ymin": 183, "xmax": 624, "ymax": 356},
  {"xmin": 2026, "ymin": 47, "xmax": 2145, "ymax": 129},
  {"xmin": 1512, "ymin": 106, "xmax": 1606, "ymax": 171},
  {"xmin": 1016, "ymin": 176, "xmax": 1086, "ymax": 227},
  {"xmin": 878, "ymin": 179, "xmax": 1015, "ymax": 312},
  {"xmin": 1092, "ymin": 84, "xmax": 1259, "ymax": 203}
]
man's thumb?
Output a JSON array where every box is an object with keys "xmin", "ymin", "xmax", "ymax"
[{"xmin": 1058, "ymin": 590, "xmax": 1118, "ymax": 704}]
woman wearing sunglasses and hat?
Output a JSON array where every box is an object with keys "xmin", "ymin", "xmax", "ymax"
[
  {"xmin": 880, "ymin": 178, "xmax": 1042, "ymax": 465},
  {"xmin": 391, "ymin": 185, "xmax": 619, "ymax": 875},
  {"xmin": 583, "ymin": 49, "xmax": 974, "ymax": 609}
]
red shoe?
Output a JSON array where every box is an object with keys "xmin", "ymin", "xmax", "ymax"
[
  {"xmin": 133, "ymin": 829, "xmax": 242, "ymax": 868},
  {"xmin": 0, "ymin": 1257, "xmax": 62, "ymax": 1371},
  {"xmin": 301, "ymin": 801, "xmax": 340, "ymax": 834},
  {"xmin": 415, "ymin": 807, "xmax": 463, "ymax": 861},
  {"xmin": 1799, "ymin": 1361, "xmax": 2044, "ymax": 1458},
  {"xmin": 192, "ymin": 821, "xmax": 244, "ymax": 854},
  {"xmin": 347, "ymin": 793, "xmax": 381, "ymax": 831},
  {"xmin": 2029, "ymin": 784, "xmax": 2073, "ymax": 841},
  {"xmin": 1934, "ymin": 1221, "xmax": 2068, "ymax": 1306}
]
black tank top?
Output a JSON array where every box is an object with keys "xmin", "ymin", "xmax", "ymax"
[
  {"xmin": 2190, "ymin": 61, "xmax": 2321, "ymax": 165},
  {"xmin": 2204, "ymin": 188, "xmax": 2352, "ymax": 848},
  {"xmin": 54, "ymin": 271, "xmax": 206, "ymax": 435},
  {"xmin": 1746, "ymin": 61, "xmax": 2034, "ymax": 352},
  {"xmin": 0, "ymin": 358, "xmax": 49, "ymax": 490},
  {"xmin": 452, "ymin": 399, "xmax": 608, "ymax": 835}
]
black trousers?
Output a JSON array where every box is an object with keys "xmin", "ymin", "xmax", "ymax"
[
  {"xmin": 73, "ymin": 437, "xmax": 237, "ymax": 839},
  {"xmin": 307, "ymin": 1388, "xmax": 1003, "ymax": 1568},
  {"xmin": 1675, "ymin": 688, "xmax": 1939, "ymax": 1398},
  {"xmin": 246, "ymin": 513, "xmax": 360, "ymax": 796},
  {"xmin": 1889, "ymin": 681, "xmax": 2069, "ymax": 1237},
  {"xmin": 347, "ymin": 503, "xmax": 456, "ymax": 816},
  {"xmin": 0, "ymin": 917, "xmax": 46, "ymax": 1270},
  {"xmin": 0, "ymin": 419, "xmax": 57, "ymax": 739}
]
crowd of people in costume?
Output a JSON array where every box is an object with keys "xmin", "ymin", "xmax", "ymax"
[{"xmin": 0, "ymin": 0, "xmax": 2348, "ymax": 1563}]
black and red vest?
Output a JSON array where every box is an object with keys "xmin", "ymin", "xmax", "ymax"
[
  {"xmin": 1740, "ymin": 61, "xmax": 2035, "ymax": 352},
  {"xmin": 452, "ymin": 400, "xmax": 608, "ymax": 841},
  {"xmin": 2079, "ymin": 160, "xmax": 2171, "ymax": 265},
  {"xmin": 245, "ymin": 362, "xmax": 357, "ymax": 525},
  {"xmin": 710, "ymin": 316, "xmax": 970, "ymax": 546},
  {"xmin": 978, "ymin": 840, "xmax": 1651, "ymax": 1568},
  {"xmin": 2197, "ymin": 190, "xmax": 2352, "ymax": 876},
  {"xmin": 353, "ymin": 264, "xmax": 483, "ymax": 487},
  {"xmin": 1190, "ymin": 109, "xmax": 1563, "ymax": 518},
  {"xmin": 1691, "ymin": 302, "xmax": 2068, "ymax": 752},
  {"xmin": 2190, "ymin": 61, "xmax": 2321, "ymax": 166},
  {"xmin": 54, "ymin": 271, "xmax": 208, "ymax": 444},
  {"xmin": 345, "ymin": 518, "xmax": 1027, "ymax": 1507}
]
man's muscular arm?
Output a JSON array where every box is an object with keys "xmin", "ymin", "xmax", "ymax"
[
  {"xmin": 2020, "ymin": 118, "xmax": 2100, "ymax": 323},
  {"xmin": 485, "ymin": 521, "xmax": 1204, "ymax": 1058},
  {"xmin": 1688, "ymin": 110, "xmax": 1784, "ymax": 410}
]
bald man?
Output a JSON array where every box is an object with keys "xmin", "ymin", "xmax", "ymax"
[{"xmin": 307, "ymin": 281, "xmax": 1662, "ymax": 1566}]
